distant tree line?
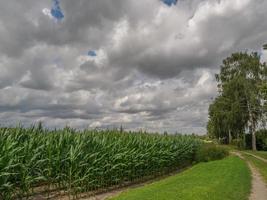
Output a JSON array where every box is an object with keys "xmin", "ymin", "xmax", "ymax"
[{"xmin": 207, "ymin": 50, "xmax": 267, "ymax": 150}]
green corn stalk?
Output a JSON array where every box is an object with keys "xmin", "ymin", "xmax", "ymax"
[{"xmin": 0, "ymin": 126, "xmax": 201, "ymax": 199}]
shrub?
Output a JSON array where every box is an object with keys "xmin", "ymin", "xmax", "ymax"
[
  {"xmin": 195, "ymin": 144, "xmax": 229, "ymax": 162},
  {"xmin": 231, "ymin": 139, "xmax": 244, "ymax": 149}
]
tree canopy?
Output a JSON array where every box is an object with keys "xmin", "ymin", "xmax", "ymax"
[{"xmin": 208, "ymin": 52, "xmax": 267, "ymax": 150}]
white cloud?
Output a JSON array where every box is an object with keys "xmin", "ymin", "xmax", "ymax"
[
  {"xmin": 0, "ymin": 0, "xmax": 266, "ymax": 134},
  {"xmin": 42, "ymin": 8, "xmax": 53, "ymax": 19}
]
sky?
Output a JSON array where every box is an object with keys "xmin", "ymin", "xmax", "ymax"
[{"xmin": 0, "ymin": 0, "xmax": 267, "ymax": 134}]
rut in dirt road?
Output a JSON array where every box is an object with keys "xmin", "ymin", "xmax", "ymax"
[
  {"xmin": 248, "ymin": 162, "xmax": 267, "ymax": 200},
  {"xmin": 232, "ymin": 152, "xmax": 267, "ymax": 200},
  {"xmin": 243, "ymin": 152, "xmax": 267, "ymax": 164}
]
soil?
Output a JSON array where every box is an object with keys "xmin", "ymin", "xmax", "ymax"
[
  {"xmin": 27, "ymin": 167, "xmax": 190, "ymax": 200},
  {"xmin": 232, "ymin": 151, "xmax": 267, "ymax": 200}
]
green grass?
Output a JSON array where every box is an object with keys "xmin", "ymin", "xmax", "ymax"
[
  {"xmin": 111, "ymin": 156, "xmax": 251, "ymax": 200},
  {"xmin": 245, "ymin": 150, "xmax": 267, "ymax": 160},
  {"xmin": 218, "ymin": 144, "xmax": 238, "ymax": 151},
  {"xmin": 243, "ymin": 154, "xmax": 267, "ymax": 184}
]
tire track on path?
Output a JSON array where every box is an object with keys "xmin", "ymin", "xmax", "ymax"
[{"xmin": 232, "ymin": 152, "xmax": 267, "ymax": 200}]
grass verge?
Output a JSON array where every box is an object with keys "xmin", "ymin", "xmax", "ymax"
[
  {"xmin": 243, "ymin": 154, "xmax": 267, "ymax": 184},
  {"xmin": 245, "ymin": 151, "xmax": 267, "ymax": 160},
  {"xmin": 110, "ymin": 156, "xmax": 251, "ymax": 200}
]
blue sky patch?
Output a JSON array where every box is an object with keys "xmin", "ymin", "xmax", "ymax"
[
  {"xmin": 88, "ymin": 50, "xmax": 97, "ymax": 57},
  {"xmin": 51, "ymin": 0, "xmax": 64, "ymax": 20},
  {"xmin": 161, "ymin": 0, "xmax": 177, "ymax": 6}
]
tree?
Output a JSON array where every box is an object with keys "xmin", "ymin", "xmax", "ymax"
[
  {"xmin": 210, "ymin": 52, "xmax": 267, "ymax": 150},
  {"xmin": 207, "ymin": 90, "xmax": 247, "ymax": 144},
  {"xmin": 207, "ymin": 96, "xmax": 229, "ymax": 141}
]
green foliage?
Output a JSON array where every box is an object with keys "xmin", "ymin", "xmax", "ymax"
[
  {"xmin": 0, "ymin": 126, "xmax": 200, "ymax": 199},
  {"xmin": 208, "ymin": 52, "xmax": 267, "ymax": 150},
  {"xmin": 195, "ymin": 144, "xmax": 229, "ymax": 162},
  {"xmin": 231, "ymin": 139, "xmax": 244, "ymax": 149},
  {"xmin": 111, "ymin": 156, "xmax": 250, "ymax": 200},
  {"xmin": 245, "ymin": 129, "xmax": 267, "ymax": 150}
]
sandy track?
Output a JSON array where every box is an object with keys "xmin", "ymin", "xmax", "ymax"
[
  {"xmin": 232, "ymin": 152, "xmax": 267, "ymax": 200},
  {"xmin": 248, "ymin": 162, "xmax": 267, "ymax": 200}
]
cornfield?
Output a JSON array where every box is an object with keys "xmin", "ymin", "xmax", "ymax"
[{"xmin": 0, "ymin": 126, "xmax": 201, "ymax": 199}]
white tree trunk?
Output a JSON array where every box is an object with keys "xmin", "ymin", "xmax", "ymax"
[
  {"xmin": 251, "ymin": 127, "xmax": 257, "ymax": 151},
  {"xmin": 228, "ymin": 129, "xmax": 232, "ymax": 144}
]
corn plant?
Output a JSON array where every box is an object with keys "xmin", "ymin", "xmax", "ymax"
[{"xmin": 0, "ymin": 126, "xmax": 201, "ymax": 199}]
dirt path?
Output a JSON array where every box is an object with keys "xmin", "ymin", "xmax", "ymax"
[
  {"xmin": 81, "ymin": 188, "xmax": 125, "ymax": 200},
  {"xmin": 43, "ymin": 167, "xmax": 191, "ymax": 200},
  {"xmin": 232, "ymin": 152, "xmax": 267, "ymax": 200},
  {"xmin": 243, "ymin": 152, "xmax": 267, "ymax": 163}
]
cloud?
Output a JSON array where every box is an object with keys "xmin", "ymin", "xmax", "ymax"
[
  {"xmin": 42, "ymin": 8, "xmax": 53, "ymax": 19},
  {"xmin": 0, "ymin": 0, "xmax": 266, "ymax": 134}
]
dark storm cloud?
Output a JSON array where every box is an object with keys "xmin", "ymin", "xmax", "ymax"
[
  {"xmin": 0, "ymin": 0, "xmax": 266, "ymax": 133},
  {"xmin": 104, "ymin": 0, "xmax": 267, "ymax": 78}
]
